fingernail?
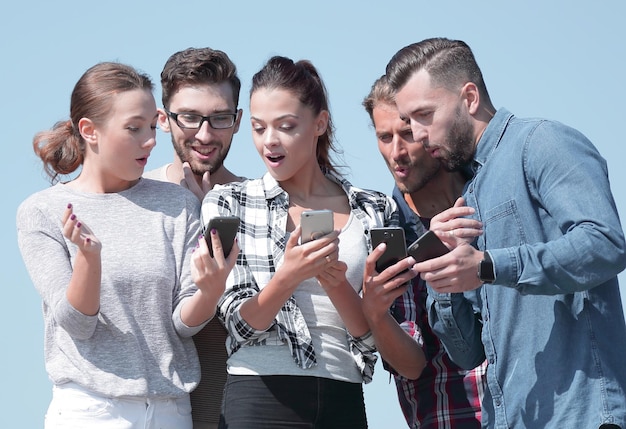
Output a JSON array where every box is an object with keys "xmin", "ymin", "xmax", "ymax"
[
  {"xmin": 211, "ymin": 228, "xmax": 217, "ymax": 235},
  {"xmin": 86, "ymin": 237, "xmax": 91, "ymax": 243},
  {"xmin": 76, "ymin": 222, "xmax": 82, "ymax": 228},
  {"xmin": 67, "ymin": 203, "xmax": 72, "ymax": 209},
  {"xmin": 70, "ymin": 214, "xmax": 76, "ymax": 220}
]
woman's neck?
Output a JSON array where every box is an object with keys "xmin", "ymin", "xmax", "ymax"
[{"xmin": 279, "ymin": 166, "xmax": 335, "ymax": 203}]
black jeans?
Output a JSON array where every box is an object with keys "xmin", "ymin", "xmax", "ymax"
[{"xmin": 219, "ymin": 374, "xmax": 368, "ymax": 429}]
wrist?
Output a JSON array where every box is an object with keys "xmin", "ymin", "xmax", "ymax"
[{"xmin": 477, "ymin": 251, "xmax": 495, "ymax": 283}]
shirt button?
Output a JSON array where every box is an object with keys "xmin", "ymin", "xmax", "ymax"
[{"xmin": 489, "ymin": 358, "xmax": 495, "ymax": 364}]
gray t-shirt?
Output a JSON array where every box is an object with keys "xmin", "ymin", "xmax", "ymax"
[
  {"xmin": 17, "ymin": 178, "xmax": 204, "ymax": 399},
  {"xmin": 143, "ymin": 164, "xmax": 169, "ymax": 182}
]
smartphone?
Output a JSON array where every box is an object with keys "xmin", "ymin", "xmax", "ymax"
[
  {"xmin": 203, "ymin": 216, "xmax": 240, "ymax": 257},
  {"xmin": 407, "ymin": 230, "xmax": 449, "ymax": 263},
  {"xmin": 370, "ymin": 227, "xmax": 407, "ymax": 272},
  {"xmin": 300, "ymin": 210, "xmax": 334, "ymax": 243}
]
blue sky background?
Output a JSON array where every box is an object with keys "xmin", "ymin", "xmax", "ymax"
[{"xmin": 2, "ymin": 1, "xmax": 625, "ymax": 427}]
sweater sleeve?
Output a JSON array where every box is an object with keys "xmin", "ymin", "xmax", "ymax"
[{"xmin": 17, "ymin": 197, "xmax": 99, "ymax": 340}]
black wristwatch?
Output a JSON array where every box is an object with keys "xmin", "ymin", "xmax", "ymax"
[{"xmin": 478, "ymin": 251, "xmax": 495, "ymax": 283}]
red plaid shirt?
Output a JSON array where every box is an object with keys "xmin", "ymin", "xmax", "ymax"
[
  {"xmin": 385, "ymin": 188, "xmax": 487, "ymax": 428},
  {"xmin": 385, "ymin": 275, "xmax": 486, "ymax": 428}
]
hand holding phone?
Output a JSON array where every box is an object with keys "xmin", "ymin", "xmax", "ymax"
[
  {"xmin": 370, "ymin": 227, "xmax": 407, "ymax": 272},
  {"xmin": 204, "ymin": 216, "xmax": 240, "ymax": 257},
  {"xmin": 407, "ymin": 230, "xmax": 449, "ymax": 263},
  {"xmin": 300, "ymin": 210, "xmax": 334, "ymax": 244}
]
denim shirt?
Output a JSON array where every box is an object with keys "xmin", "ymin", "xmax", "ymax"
[{"xmin": 427, "ymin": 108, "xmax": 626, "ymax": 428}]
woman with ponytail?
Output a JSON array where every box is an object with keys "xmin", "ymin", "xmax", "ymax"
[
  {"xmin": 17, "ymin": 62, "xmax": 237, "ymax": 428},
  {"xmin": 201, "ymin": 56, "xmax": 418, "ymax": 428}
]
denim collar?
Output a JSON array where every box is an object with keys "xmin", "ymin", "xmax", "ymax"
[{"xmin": 472, "ymin": 108, "xmax": 515, "ymax": 174}]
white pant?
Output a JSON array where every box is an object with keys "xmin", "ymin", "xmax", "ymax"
[{"xmin": 45, "ymin": 383, "xmax": 192, "ymax": 429}]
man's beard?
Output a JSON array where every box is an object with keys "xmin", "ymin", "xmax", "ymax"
[
  {"xmin": 440, "ymin": 107, "xmax": 475, "ymax": 172},
  {"xmin": 173, "ymin": 137, "xmax": 231, "ymax": 176}
]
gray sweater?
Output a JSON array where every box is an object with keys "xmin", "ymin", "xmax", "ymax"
[{"xmin": 17, "ymin": 178, "xmax": 204, "ymax": 399}]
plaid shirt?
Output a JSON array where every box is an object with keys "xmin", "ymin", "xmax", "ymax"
[
  {"xmin": 201, "ymin": 172, "xmax": 397, "ymax": 383},
  {"xmin": 388, "ymin": 186, "xmax": 487, "ymax": 429}
]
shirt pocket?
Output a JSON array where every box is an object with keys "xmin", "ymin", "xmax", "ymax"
[{"xmin": 483, "ymin": 199, "xmax": 527, "ymax": 247}]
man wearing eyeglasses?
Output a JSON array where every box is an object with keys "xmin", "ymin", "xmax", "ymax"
[
  {"xmin": 145, "ymin": 47, "xmax": 244, "ymax": 201},
  {"xmin": 144, "ymin": 47, "xmax": 245, "ymax": 429}
]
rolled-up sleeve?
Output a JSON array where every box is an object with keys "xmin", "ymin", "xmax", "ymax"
[{"xmin": 348, "ymin": 330, "xmax": 378, "ymax": 383}]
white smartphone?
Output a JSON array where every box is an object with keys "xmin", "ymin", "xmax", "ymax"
[
  {"xmin": 370, "ymin": 227, "xmax": 408, "ymax": 272},
  {"xmin": 203, "ymin": 216, "xmax": 240, "ymax": 257},
  {"xmin": 300, "ymin": 210, "xmax": 334, "ymax": 243}
]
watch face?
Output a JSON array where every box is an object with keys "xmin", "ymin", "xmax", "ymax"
[{"xmin": 479, "ymin": 260, "xmax": 495, "ymax": 283}]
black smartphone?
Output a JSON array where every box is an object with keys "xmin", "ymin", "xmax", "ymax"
[
  {"xmin": 204, "ymin": 216, "xmax": 240, "ymax": 257},
  {"xmin": 300, "ymin": 210, "xmax": 334, "ymax": 244},
  {"xmin": 407, "ymin": 230, "xmax": 449, "ymax": 263},
  {"xmin": 370, "ymin": 227, "xmax": 407, "ymax": 272}
]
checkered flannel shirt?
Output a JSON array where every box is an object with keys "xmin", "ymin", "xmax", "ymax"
[{"xmin": 201, "ymin": 172, "xmax": 398, "ymax": 382}]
